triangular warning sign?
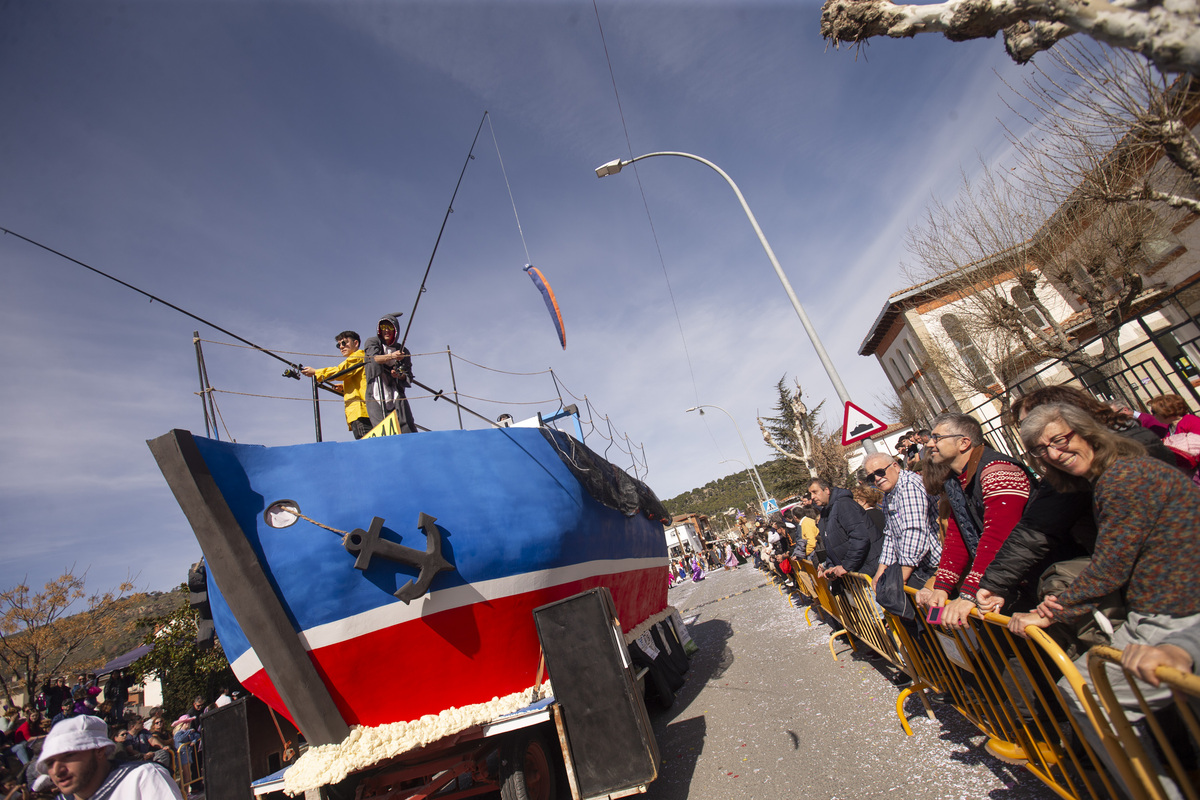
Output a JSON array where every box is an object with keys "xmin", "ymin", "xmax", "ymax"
[{"xmin": 841, "ymin": 401, "xmax": 888, "ymax": 446}]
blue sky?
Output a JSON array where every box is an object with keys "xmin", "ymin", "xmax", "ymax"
[{"xmin": 0, "ymin": 1, "xmax": 1034, "ymax": 596}]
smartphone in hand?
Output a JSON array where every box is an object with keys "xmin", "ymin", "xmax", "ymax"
[{"xmin": 926, "ymin": 606, "xmax": 944, "ymax": 625}]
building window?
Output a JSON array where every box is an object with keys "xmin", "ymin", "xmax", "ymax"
[
  {"xmin": 941, "ymin": 313, "xmax": 997, "ymax": 386},
  {"xmin": 1010, "ymin": 286, "xmax": 1048, "ymax": 328}
]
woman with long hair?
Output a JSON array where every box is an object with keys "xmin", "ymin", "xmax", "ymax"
[
  {"xmin": 1009, "ymin": 403, "xmax": 1198, "ymax": 634},
  {"xmin": 1010, "ymin": 402, "xmax": 1200, "ymax": 796}
]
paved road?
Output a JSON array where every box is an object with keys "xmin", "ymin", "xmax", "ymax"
[{"xmin": 641, "ymin": 564, "xmax": 1058, "ymax": 800}]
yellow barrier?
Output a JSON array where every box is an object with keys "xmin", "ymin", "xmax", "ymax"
[
  {"xmin": 880, "ymin": 587, "xmax": 1120, "ymax": 798},
  {"xmin": 795, "ymin": 559, "xmax": 854, "ymax": 657},
  {"xmin": 1088, "ymin": 645, "xmax": 1200, "ymax": 800},
  {"xmin": 831, "ymin": 572, "xmax": 905, "ymax": 665},
  {"xmin": 787, "ymin": 557, "xmax": 819, "ymax": 627},
  {"xmin": 770, "ymin": 570, "xmax": 1199, "ymax": 800}
]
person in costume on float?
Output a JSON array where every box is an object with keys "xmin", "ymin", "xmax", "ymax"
[{"xmin": 362, "ymin": 313, "xmax": 418, "ymax": 433}]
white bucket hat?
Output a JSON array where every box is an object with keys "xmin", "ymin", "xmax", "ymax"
[{"xmin": 36, "ymin": 715, "xmax": 115, "ymax": 774}]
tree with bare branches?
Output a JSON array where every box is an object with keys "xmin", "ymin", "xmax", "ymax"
[
  {"xmin": 0, "ymin": 570, "xmax": 135, "ymax": 707},
  {"xmin": 758, "ymin": 378, "xmax": 852, "ymax": 488},
  {"xmin": 820, "ymin": 0, "xmax": 1200, "ymax": 77},
  {"xmin": 876, "ymin": 388, "xmax": 931, "ymax": 429},
  {"xmin": 758, "ymin": 377, "xmax": 821, "ymax": 474},
  {"xmin": 1004, "ymin": 43, "xmax": 1200, "ymax": 216},
  {"xmin": 906, "ymin": 154, "xmax": 1177, "ymax": 407}
]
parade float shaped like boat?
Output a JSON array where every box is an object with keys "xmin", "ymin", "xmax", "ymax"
[{"xmin": 150, "ymin": 421, "xmax": 671, "ymax": 748}]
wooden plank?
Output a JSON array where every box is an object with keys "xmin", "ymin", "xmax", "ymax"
[{"xmin": 148, "ymin": 429, "xmax": 350, "ymax": 746}]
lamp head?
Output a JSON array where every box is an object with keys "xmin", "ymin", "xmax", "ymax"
[{"xmin": 595, "ymin": 159, "xmax": 625, "ymax": 178}]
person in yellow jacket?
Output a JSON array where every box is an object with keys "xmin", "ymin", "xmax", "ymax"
[
  {"xmin": 302, "ymin": 331, "xmax": 370, "ymax": 439},
  {"xmin": 788, "ymin": 505, "xmax": 820, "ymax": 557}
]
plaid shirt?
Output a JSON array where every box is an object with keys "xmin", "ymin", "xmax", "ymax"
[{"xmin": 879, "ymin": 468, "xmax": 942, "ymax": 572}]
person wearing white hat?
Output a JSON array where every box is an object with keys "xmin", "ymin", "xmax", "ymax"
[{"xmin": 36, "ymin": 715, "xmax": 184, "ymax": 800}]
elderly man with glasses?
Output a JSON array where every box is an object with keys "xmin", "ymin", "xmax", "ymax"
[
  {"xmin": 863, "ymin": 453, "xmax": 942, "ymax": 592},
  {"xmin": 302, "ymin": 330, "xmax": 371, "ymax": 439}
]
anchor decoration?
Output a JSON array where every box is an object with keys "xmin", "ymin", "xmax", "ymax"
[{"xmin": 343, "ymin": 513, "xmax": 454, "ymax": 604}]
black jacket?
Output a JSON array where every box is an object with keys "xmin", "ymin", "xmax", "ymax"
[
  {"xmin": 978, "ymin": 480, "xmax": 1094, "ymax": 606},
  {"xmin": 816, "ymin": 487, "xmax": 883, "ymax": 575}
]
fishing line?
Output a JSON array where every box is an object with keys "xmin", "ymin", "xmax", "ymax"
[
  {"xmin": 0, "ymin": 226, "xmax": 310, "ymax": 375},
  {"xmin": 590, "ymin": 0, "xmax": 705, "ymax": 409},
  {"xmin": 486, "ymin": 115, "xmax": 532, "ymax": 266}
]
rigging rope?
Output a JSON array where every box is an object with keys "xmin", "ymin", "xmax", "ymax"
[
  {"xmin": 449, "ymin": 352, "xmax": 552, "ymax": 376},
  {"xmin": 202, "ymin": 387, "xmax": 558, "ymax": 407}
]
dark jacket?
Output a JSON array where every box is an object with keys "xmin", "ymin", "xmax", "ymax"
[
  {"xmin": 362, "ymin": 313, "xmax": 417, "ymax": 431},
  {"xmin": 817, "ymin": 487, "xmax": 883, "ymax": 575},
  {"xmin": 977, "ymin": 480, "xmax": 1093, "ymax": 607}
]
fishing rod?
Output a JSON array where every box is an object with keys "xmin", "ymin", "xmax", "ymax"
[
  {"xmin": 299, "ymin": 114, "xmax": 490, "ymax": 387},
  {"xmin": 307, "ymin": 111, "xmax": 490, "ymax": 387},
  {"xmin": 1, "ymin": 226, "xmax": 501, "ymax": 426},
  {"xmin": 0, "ymin": 227, "xmax": 331, "ymax": 387},
  {"xmin": 399, "ymin": 110, "xmax": 489, "ymax": 353}
]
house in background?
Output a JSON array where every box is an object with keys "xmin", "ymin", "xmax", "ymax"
[{"xmin": 859, "ymin": 110, "xmax": 1200, "ymax": 455}]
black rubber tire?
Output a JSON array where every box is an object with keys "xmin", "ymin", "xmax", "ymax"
[{"xmin": 499, "ymin": 730, "xmax": 558, "ymax": 800}]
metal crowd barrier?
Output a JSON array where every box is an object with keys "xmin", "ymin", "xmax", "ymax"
[
  {"xmin": 782, "ymin": 568, "xmax": 1149, "ymax": 799},
  {"xmin": 793, "ymin": 559, "xmax": 854, "ymax": 659},
  {"xmin": 176, "ymin": 739, "xmax": 203, "ymax": 796},
  {"xmin": 786, "ymin": 557, "xmax": 819, "ymax": 625},
  {"xmin": 1088, "ymin": 645, "xmax": 1200, "ymax": 800}
]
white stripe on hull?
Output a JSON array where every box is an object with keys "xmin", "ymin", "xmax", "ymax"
[{"xmin": 229, "ymin": 555, "xmax": 665, "ymax": 678}]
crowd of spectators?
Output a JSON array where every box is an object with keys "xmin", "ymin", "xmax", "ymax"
[
  {"xmin": 669, "ymin": 387, "xmax": 1199, "ymax": 796},
  {"xmin": 0, "ymin": 685, "xmax": 228, "ymax": 798},
  {"xmin": 735, "ymin": 387, "xmax": 1199, "ymax": 797}
]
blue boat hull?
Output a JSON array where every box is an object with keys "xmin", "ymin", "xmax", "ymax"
[{"xmin": 189, "ymin": 426, "xmax": 669, "ymax": 728}]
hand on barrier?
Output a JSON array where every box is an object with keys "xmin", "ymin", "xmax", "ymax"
[
  {"xmin": 823, "ymin": 565, "xmax": 848, "ymax": 579},
  {"xmin": 914, "ymin": 588, "xmax": 947, "ymax": 610},
  {"xmin": 941, "ymin": 597, "xmax": 976, "ymax": 627},
  {"xmin": 1121, "ymin": 642, "xmax": 1195, "ymax": 687},
  {"xmin": 974, "ymin": 588, "xmax": 1005, "ymax": 614},
  {"xmin": 1007, "ymin": 610, "xmax": 1051, "ymax": 638},
  {"xmin": 1036, "ymin": 594, "xmax": 1063, "ymax": 619}
]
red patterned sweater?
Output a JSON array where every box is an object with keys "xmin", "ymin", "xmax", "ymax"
[{"xmin": 934, "ymin": 459, "xmax": 1031, "ymax": 598}]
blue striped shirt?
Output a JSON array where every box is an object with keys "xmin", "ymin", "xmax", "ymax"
[{"xmin": 879, "ymin": 468, "xmax": 942, "ymax": 573}]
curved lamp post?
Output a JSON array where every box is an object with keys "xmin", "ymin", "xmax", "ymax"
[
  {"xmin": 598, "ymin": 152, "xmax": 876, "ymax": 455},
  {"xmin": 686, "ymin": 405, "xmax": 769, "ymax": 508},
  {"xmin": 718, "ymin": 458, "xmax": 767, "ymax": 508}
]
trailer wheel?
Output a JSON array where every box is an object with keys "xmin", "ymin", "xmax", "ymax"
[{"xmin": 500, "ymin": 730, "xmax": 558, "ymax": 800}]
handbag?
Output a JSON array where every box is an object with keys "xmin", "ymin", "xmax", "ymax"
[{"xmin": 875, "ymin": 563, "xmax": 913, "ymax": 619}]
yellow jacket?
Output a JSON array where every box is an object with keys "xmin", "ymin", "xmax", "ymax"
[
  {"xmin": 800, "ymin": 517, "xmax": 819, "ymax": 556},
  {"xmin": 312, "ymin": 350, "xmax": 367, "ymax": 428}
]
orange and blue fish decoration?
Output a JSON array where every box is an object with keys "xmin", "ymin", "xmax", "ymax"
[{"xmin": 523, "ymin": 264, "xmax": 566, "ymax": 350}]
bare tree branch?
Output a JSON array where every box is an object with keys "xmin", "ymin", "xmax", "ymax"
[{"xmin": 821, "ymin": 0, "xmax": 1200, "ymax": 76}]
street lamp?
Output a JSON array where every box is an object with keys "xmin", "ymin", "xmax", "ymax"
[
  {"xmin": 599, "ymin": 152, "xmax": 877, "ymax": 455},
  {"xmin": 719, "ymin": 458, "xmax": 766, "ymax": 508},
  {"xmin": 686, "ymin": 405, "xmax": 769, "ymax": 509}
]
